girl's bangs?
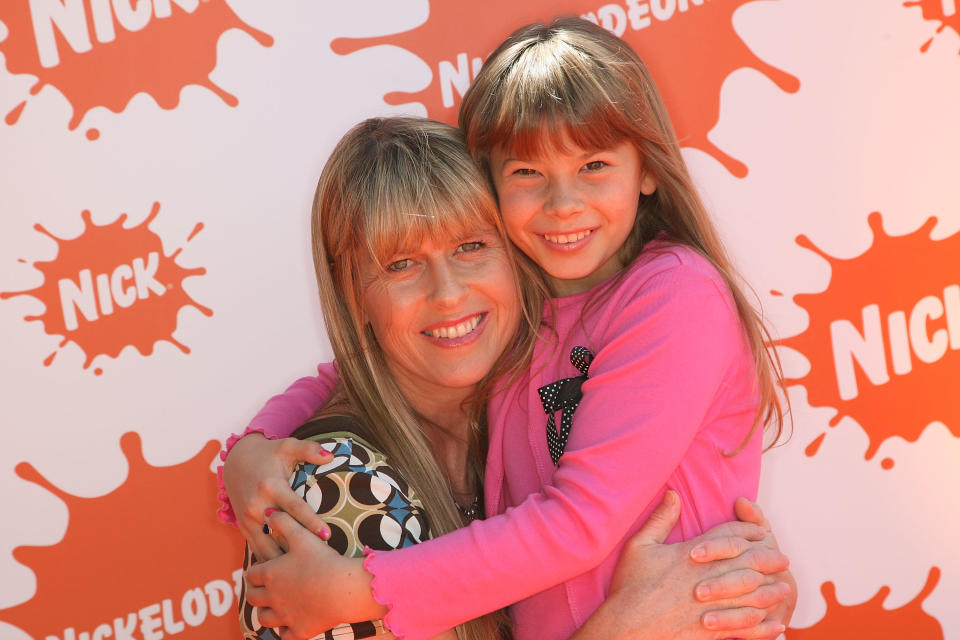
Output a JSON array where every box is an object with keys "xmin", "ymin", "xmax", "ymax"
[{"xmin": 476, "ymin": 41, "xmax": 635, "ymax": 157}]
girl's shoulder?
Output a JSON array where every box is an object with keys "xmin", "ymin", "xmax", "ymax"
[{"xmin": 625, "ymin": 238, "xmax": 727, "ymax": 293}]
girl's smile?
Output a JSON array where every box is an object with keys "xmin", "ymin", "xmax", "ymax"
[{"xmin": 490, "ymin": 137, "xmax": 657, "ymax": 296}]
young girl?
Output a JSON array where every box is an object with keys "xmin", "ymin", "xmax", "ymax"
[{"xmin": 235, "ymin": 17, "xmax": 788, "ymax": 640}]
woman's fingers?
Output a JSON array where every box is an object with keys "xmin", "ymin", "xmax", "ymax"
[
  {"xmin": 702, "ymin": 606, "xmax": 767, "ymax": 632},
  {"xmin": 734, "ymin": 497, "xmax": 770, "ymax": 529},
  {"xmin": 631, "ymin": 490, "xmax": 682, "ymax": 546}
]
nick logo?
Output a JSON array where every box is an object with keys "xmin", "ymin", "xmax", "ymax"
[
  {"xmin": 0, "ymin": 0, "xmax": 273, "ymax": 137},
  {"xmin": 0, "ymin": 433, "xmax": 246, "ymax": 639},
  {"xmin": 774, "ymin": 213, "xmax": 960, "ymax": 467},
  {"xmin": 330, "ymin": 0, "xmax": 799, "ymax": 177},
  {"xmin": 0, "ymin": 203, "xmax": 211, "ymax": 374},
  {"xmin": 905, "ymin": 0, "xmax": 960, "ymax": 52}
]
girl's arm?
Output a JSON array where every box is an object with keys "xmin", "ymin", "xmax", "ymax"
[
  {"xmin": 246, "ymin": 493, "xmax": 795, "ymax": 640},
  {"xmin": 248, "ymin": 260, "xmax": 770, "ymax": 638},
  {"xmin": 218, "ymin": 361, "xmax": 340, "ymax": 558}
]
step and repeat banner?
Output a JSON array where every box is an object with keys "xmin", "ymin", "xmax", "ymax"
[{"xmin": 1, "ymin": 1, "xmax": 957, "ymax": 638}]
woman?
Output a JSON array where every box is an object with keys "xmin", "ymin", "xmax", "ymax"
[{"xmin": 232, "ymin": 116, "xmax": 793, "ymax": 639}]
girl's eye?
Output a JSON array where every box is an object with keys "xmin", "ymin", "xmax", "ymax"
[
  {"xmin": 457, "ymin": 240, "xmax": 486, "ymax": 253},
  {"xmin": 513, "ymin": 168, "xmax": 538, "ymax": 176},
  {"xmin": 584, "ymin": 160, "xmax": 607, "ymax": 171},
  {"xmin": 386, "ymin": 259, "xmax": 411, "ymax": 272}
]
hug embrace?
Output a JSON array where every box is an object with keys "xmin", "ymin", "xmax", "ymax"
[{"xmin": 221, "ymin": 16, "xmax": 796, "ymax": 640}]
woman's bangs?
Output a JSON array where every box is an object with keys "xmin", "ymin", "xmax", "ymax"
[{"xmin": 363, "ymin": 185, "xmax": 496, "ymax": 266}]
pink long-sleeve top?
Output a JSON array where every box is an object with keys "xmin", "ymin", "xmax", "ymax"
[{"xmin": 219, "ymin": 240, "xmax": 762, "ymax": 640}]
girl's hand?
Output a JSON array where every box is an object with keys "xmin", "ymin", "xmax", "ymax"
[
  {"xmin": 573, "ymin": 491, "xmax": 791, "ymax": 640},
  {"xmin": 222, "ymin": 433, "xmax": 333, "ymax": 560},
  {"xmin": 245, "ymin": 511, "xmax": 386, "ymax": 640}
]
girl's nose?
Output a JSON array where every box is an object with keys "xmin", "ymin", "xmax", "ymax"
[{"xmin": 545, "ymin": 178, "xmax": 584, "ymax": 218}]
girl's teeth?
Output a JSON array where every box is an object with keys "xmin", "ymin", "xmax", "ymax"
[{"xmin": 545, "ymin": 230, "xmax": 590, "ymax": 244}]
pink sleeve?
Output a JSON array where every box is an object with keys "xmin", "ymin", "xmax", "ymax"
[
  {"xmin": 364, "ymin": 267, "xmax": 755, "ymax": 639},
  {"xmin": 216, "ymin": 361, "xmax": 340, "ymax": 524}
]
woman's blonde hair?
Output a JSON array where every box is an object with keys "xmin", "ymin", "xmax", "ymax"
[
  {"xmin": 459, "ymin": 17, "xmax": 787, "ymax": 449},
  {"xmin": 310, "ymin": 117, "xmax": 539, "ymax": 639}
]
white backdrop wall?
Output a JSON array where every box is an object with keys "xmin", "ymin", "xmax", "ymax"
[{"xmin": 0, "ymin": 1, "xmax": 957, "ymax": 638}]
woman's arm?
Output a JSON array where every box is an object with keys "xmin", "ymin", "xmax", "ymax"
[{"xmin": 572, "ymin": 495, "xmax": 794, "ymax": 640}]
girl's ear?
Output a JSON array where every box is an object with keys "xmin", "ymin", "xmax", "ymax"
[{"xmin": 640, "ymin": 170, "xmax": 658, "ymax": 196}]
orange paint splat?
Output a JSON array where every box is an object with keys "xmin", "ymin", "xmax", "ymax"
[
  {"xmin": 0, "ymin": 433, "xmax": 245, "ymax": 639},
  {"xmin": 775, "ymin": 213, "xmax": 960, "ymax": 462},
  {"xmin": 85, "ymin": 127, "xmax": 100, "ymax": 140},
  {"xmin": 770, "ymin": 289, "xmax": 784, "ymax": 297},
  {"xmin": 881, "ymin": 457, "xmax": 895, "ymax": 469},
  {"xmin": 0, "ymin": 202, "xmax": 212, "ymax": 373},
  {"xmin": 906, "ymin": 0, "xmax": 960, "ymax": 53},
  {"xmin": 805, "ymin": 432, "xmax": 826, "ymax": 457},
  {"xmin": 5, "ymin": 99, "xmax": 26, "ymax": 125},
  {"xmin": 330, "ymin": 0, "xmax": 798, "ymax": 178},
  {"xmin": 94, "ymin": 367, "xmax": 103, "ymax": 375},
  {"xmin": 187, "ymin": 221, "xmax": 204, "ymax": 242},
  {"xmin": 0, "ymin": 1, "xmax": 273, "ymax": 131},
  {"xmin": 785, "ymin": 568, "xmax": 943, "ymax": 639}
]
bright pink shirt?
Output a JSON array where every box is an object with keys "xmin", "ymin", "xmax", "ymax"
[{"xmin": 219, "ymin": 241, "xmax": 762, "ymax": 640}]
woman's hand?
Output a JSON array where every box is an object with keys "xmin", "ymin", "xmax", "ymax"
[
  {"xmin": 573, "ymin": 492, "xmax": 794, "ymax": 640},
  {"xmin": 245, "ymin": 511, "xmax": 387, "ymax": 640},
  {"xmin": 222, "ymin": 433, "xmax": 333, "ymax": 560}
]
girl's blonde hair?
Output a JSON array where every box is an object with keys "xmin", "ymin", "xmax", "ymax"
[
  {"xmin": 310, "ymin": 117, "xmax": 538, "ymax": 639},
  {"xmin": 459, "ymin": 17, "xmax": 787, "ymax": 448}
]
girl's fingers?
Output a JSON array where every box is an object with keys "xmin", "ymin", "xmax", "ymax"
[
  {"xmin": 278, "ymin": 438, "xmax": 334, "ymax": 466},
  {"xmin": 265, "ymin": 510, "xmax": 331, "ymax": 548},
  {"xmin": 246, "ymin": 527, "xmax": 284, "ymax": 561},
  {"xmin": 274, "ymin": 482, "xmax": 334, "ymax": 540}
]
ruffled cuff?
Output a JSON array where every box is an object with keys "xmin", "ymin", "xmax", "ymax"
[
  {"xmin": 363, "ymin": 546, "xmax": 403, "ymax": 639},
  {"xmin": 215, "ymin": 426, "xmax": 278, "ymax": 525}
]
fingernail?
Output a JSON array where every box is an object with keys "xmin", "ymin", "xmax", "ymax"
[
  {"xmin": 690, "ymin": 544, "xmax": 706, "ymax": 560},
  {"xmin": 695, "ymin": 584, "xmax": 710, "ymax": 600},
  {"xmin": 319, "ymin": 449, "xmax": 333, "ymax": 457},
  {"xmin": 317, "ymin": 527, "xmax": 331, "ymax": 540},
  {"xmin": 702, "ymin": 613, "xmax": 717, "ymax": 629},
  {"xmin": 262, "ymin": 523, "xmax": 270, "ymax": 534},
  {"xmin": 264, "ymin": 508, "xmax": 278, "ymax": 517}
]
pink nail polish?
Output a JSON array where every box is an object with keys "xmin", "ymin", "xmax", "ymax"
[
  {"xmin": 317, "ymin": 527, "xmax": 331, "ymax": 540},
  {"xmin": 264, "ymin": 508, "xmax": 278, "ymax": 517}
]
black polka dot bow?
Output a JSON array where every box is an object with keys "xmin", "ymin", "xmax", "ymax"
[{"xmin": 538, "ymin": 346, "xmax": 594, "ymax": 465}]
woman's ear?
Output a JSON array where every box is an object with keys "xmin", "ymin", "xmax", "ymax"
[{"xmin": 639, "ymin": 170, "xmax": 657, "ymax": 196}]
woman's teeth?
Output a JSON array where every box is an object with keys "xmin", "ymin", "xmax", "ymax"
[
  {"xmin": 424, "ymin": 314, "xmax": 483, "ymax": 339},
  {"xmin": 543, "ymin": 229, "xmax": 592, "ymax": 245}
]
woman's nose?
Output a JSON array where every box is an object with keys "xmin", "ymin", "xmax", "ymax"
[
  {"xmin": 544, "ymin": 178, "xmax": 584, "ymax": 218},
  {"xmin": 427, "ymin": 260, "xmax": 469, "ymax": 307}
]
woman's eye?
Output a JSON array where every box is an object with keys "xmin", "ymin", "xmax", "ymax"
[
  {"xmin": 386, "ymin": 259, "xmax": 410, "ymax": 272},
  {"xmin": 458, "ymin": 240, "xmax": 486, "ymax": 253},
  {"xmin": 513, "ymin": 168, "xmax": 538, "ymax": 176},
  {"xmin": 584, "ymin": 160, "xmax": 607, "ymax": 171}
]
